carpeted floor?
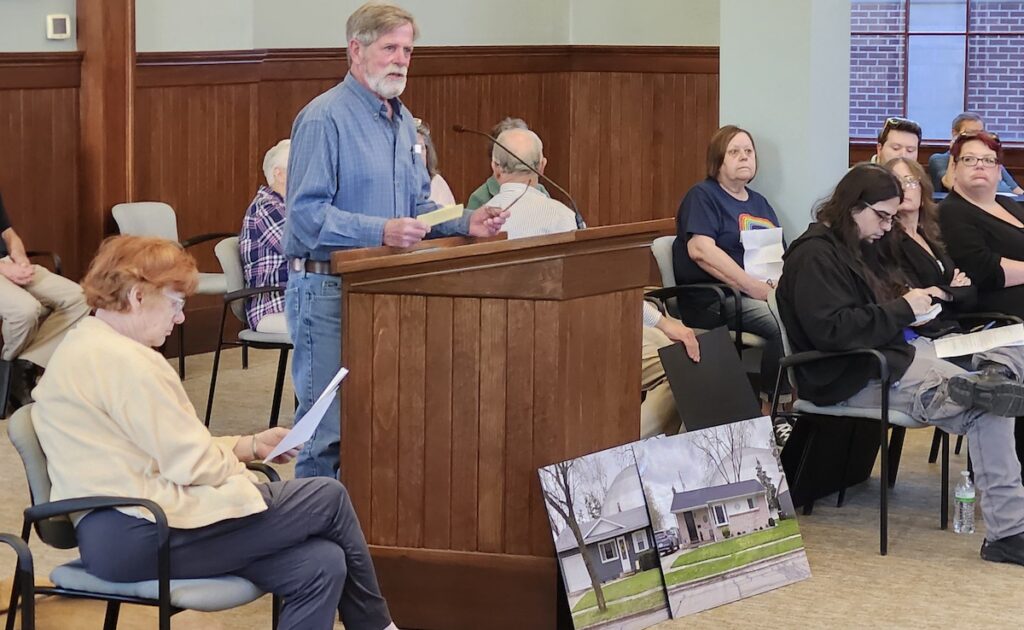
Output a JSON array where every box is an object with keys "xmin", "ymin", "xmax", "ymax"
[{"xmin": 1, "ymin": 348, "xmax": 1022, "ymax": 629}]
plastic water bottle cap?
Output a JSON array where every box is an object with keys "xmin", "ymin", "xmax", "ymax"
[{"xmin": 961, "ymin": 471, "xmax": 971, "ymax": 477}]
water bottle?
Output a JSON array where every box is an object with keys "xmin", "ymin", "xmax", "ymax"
[{"xmin": 953, "ymin": 470, "xmax": 976, "ymax": 535}]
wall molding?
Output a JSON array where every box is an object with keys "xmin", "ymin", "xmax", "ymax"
[
  {"xmin": 0, "ymin": 52, "xmax": 83, "ymax": 89},
  {"xmin": 135, "ymin": 45, "xmax": 719, "ymax": 87}
]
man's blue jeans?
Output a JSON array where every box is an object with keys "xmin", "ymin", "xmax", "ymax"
[{"xmin": 285, "ymin": 270, "xmax": 342, "ymax": 479}]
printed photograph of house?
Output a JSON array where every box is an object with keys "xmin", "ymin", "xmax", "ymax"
[
  {"xmin": 633, "ymin": 416, "xmax": 811, "ymax": 619},
  {"xmin": 540, "ymin": 444, "xmax": 671, "ymax": 630}
]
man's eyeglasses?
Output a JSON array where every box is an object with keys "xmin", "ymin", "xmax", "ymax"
[
  {"xmin": 864, "ymin": 202, "xmax": 898, "ymax": 226},
  {"xmin": 956, "ymin": 155, "xmax": 999, "ymax": 168},
  {"xmin": 899, "ymin": 175, "xmax": 920, "ymax": 190}
]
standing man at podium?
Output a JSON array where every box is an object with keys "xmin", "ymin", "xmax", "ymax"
[{"xmin": 284, "ymin": 2, "xmax": 507, "ymax": 479}]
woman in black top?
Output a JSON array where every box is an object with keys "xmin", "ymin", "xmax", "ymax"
[
  {"xmin": 882, "ymin": 157, "xmax": 975, "ymax": 337},
  {"xmin": 777, "ymin": 164, "xmax": 1024, "ymax": 565},
  {"xmin": 940, "ymin": 132, "xmax": 1024, "ymax": 317}
]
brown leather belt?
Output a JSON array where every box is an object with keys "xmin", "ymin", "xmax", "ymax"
[{"xmin": 289, "ymin": 258, "xmax": 332, "ymax": 275}]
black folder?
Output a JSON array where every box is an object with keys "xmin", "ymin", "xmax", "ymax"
[{"xmin": 657, "ymin": 325, "xmax": 761, "ymax": 432}]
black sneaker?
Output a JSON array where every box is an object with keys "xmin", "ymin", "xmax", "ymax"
[
  {"xmin": 980, "ymin": 532, "xmax": 1024, "ymax": 566},
  {"xmin": 948, "ymin": 371, "xmax": 1024, "ymax": 417}
]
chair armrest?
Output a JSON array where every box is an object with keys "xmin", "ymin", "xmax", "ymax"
[
  {"xmin": 780, "ymin": 347, "xmax": 891, "ymax": 383},
  {"xmin": 181, "ymin": 232, "xmax": 237, "ymax": 249},
  {"xmin": 224, "ymin": 285, "xmax": 285, "ymax": 304},
  {"xmin": 25, "ymin": 496, "xmax": 169, "ymax": 533},
  {"xmin": 645, "ymin": 283, "xmax": 744, "ymax": 347},
  {"xmin": 246, "ymin": 461, "xmax": 281, "ymax": 482},
  {"xmin": 951, "ymin": 312, "xmax": 1024, "ymax": 327},
  {"xmin": 0, "ymin": 532, "xmax": 33, "ymax": 576},
  {"xmin": 26, "ymin": 250, "xmax": 63, "ymax": 276}
]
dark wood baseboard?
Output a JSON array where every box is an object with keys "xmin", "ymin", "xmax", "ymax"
[{"xmin": 370, "ymin": 545, "xmax": 566, "ymax": 630}]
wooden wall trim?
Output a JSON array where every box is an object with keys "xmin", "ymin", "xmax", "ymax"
[
  {"xmin": 136, "ymin": 45, "xmax": 719, "ymax": 86},
  {"xmin": 0, "ymin": 52, "xmax": 83, "ymax": 89}
]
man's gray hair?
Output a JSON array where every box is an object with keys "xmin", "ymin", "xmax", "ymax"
[
  {"xmin": 492, "ymin": 129, "xmax": 543, "ymax": 175},
  {"xmin": 263, "ymin": 139, "xmax": 290, "ymax": 185},
  {"xmin": 346, "ymin": 2, "xmax": 419, "ymax": 63}
]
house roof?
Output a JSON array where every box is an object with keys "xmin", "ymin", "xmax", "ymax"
[
  {"xmin": 670, "ymin": 479, "xmax": 766, "ymax": 513},
  {"xmin": 553, "ymin": 505, "xmax": 650, "ymax": 552}
]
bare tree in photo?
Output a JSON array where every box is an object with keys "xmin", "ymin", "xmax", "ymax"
[
  {"xmin": 540, "ymin": 460, "xmax": 608, "ymax": 613},
  {"xmin": 691, "ymin": 423, "xmax": 752, "ymax": 485},
  {"xmin": 644, "ymin": 484, "xmax": 667, "ymax": 532}
]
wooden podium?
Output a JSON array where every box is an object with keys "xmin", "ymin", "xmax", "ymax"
[{"xmin": 331, "ymin": 220, "xmax": 672, "ymax": 629}]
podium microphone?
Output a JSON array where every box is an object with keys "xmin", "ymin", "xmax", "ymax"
[{"xmin": 452, "ymin": 124, "xmax": 586, "ymax": 229}]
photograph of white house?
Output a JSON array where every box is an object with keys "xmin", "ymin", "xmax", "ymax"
[
  {"xmin": 539, "ymin": 445, "xmax": 671, "ymax": 630},
  {"xmin": 633, "ymin": 416, "xmax": 811, "ymax": 618}
]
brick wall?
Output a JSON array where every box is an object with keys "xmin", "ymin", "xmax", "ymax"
[
  {"xmin": 851, "ymin": 0, "xmax": 1024, "ymax": 142},
  {"xmin": 850, "ymin": 35, "xmax": 905, "ymax": 139},
  {"xmin": 967, "ymin": 34, "xmax": 1024, "ymax": 140}
]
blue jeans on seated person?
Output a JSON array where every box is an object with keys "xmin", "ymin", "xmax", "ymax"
[{"xmin": 285, "ymin": 270, "xmax": 342, "ymax": 479}]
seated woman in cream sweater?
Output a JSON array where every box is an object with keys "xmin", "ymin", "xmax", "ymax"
[{"xmin": 31, "ymin": 235, "xmax": 395, "ymax": 630}]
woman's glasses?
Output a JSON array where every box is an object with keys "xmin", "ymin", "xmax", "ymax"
[
  {"xmin": 956, "ymin": 155, "xmax": 999, "ymax": 168},
  {"xmin": 864, "ymin": 202, "xmax": 897, "ymax": 227}
]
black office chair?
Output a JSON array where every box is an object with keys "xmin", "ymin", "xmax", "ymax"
[{"xmin": 0, "ymin": 533, "xmax": 34, "ymax": 630}]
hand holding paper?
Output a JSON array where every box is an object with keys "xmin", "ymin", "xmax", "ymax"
[
  {"xmin": 741, "ymin": 227, "xmax": 784, "ymax": 284},
  {"xmin": 417, "ymin": 204, "xmax": 465, "ymax": 227},
  {"xmin": 263, "ymin": 367, "xmax": 349, "ymax": 463}
]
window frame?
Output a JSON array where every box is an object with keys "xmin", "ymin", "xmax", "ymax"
[
  {"xmin": 632, "ymin": 530, "xmax": 649, "ymax": 553},
  {"xmin": 712, "ymin": 504, "xmax": 730, "ymax": 527},
  {"xmin": 851, "ymin": 0, "xmax": 1024, "ymax": 142},
  {"xmin": 598, "ymin": 540, "xmax": 618, "ymax": 563}
]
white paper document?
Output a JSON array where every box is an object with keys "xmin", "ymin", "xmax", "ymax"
[
  {"xmin": 934, "ymin": 323, "xmax": 1024, "ymax": 359},
  {"xmin": 262, "ymin": 367, "xmax": 349, "ymax": 463},
  {"xmin": 911, "ymin": 303, "xmax": 942, "ymax": 326},
  {"xmin": 741, "ymin": 227, "xmax": 784, "ymax": 283}
]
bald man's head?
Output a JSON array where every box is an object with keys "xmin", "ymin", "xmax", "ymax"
[{"xmin": 492, "ymin": 129, "xmax": 545, "ymax": 180}]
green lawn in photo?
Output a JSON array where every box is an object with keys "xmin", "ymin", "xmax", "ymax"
[
  {"xmin": 572, "ymin": 591, "xmax": 668, "ymax": 628},
  {"xmin": 572, "ymin": 568, "xmax": 664, "ymax": 612},
  {"xmin": 665, "ymin": 535, "xmax": 804, "ymax": 586},
  {"xmin": 671, "ymin": 518, "xmax": 801, "ymax": 568}
]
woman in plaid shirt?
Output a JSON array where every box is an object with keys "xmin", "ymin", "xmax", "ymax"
[{"xmin": 239, "ymin": 139, "xmax": 290, "ymax": 333}]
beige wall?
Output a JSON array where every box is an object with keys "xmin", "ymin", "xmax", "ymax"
[
  {"xmin": 570, "ymin": 0, "xmax": 720, "ymax": 46},
  {"xmin": 135, "ymin": 0, "xmax": 719, "ymax": 52},
  {"xmin": 0, "ymin": 0, "xmax": 77, "ymax": 52}
]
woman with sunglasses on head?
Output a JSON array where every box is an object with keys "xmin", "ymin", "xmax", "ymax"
[
  {"xmin": 940, "ymin": 132, "xmax": 1024, "ymax": 319},
  {"xmin": 777, "ymin": 164, "xmax": 1024, "ymax": 566}
]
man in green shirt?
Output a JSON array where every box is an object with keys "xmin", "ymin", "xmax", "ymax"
[{"xmin": 465, "ymin": 117, "xmax": 549, "ymax": 209}]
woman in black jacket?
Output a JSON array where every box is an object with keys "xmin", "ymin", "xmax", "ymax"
[{"xmin": 777, "ymin": 164, "xmax": 1024, "ymax": 566}]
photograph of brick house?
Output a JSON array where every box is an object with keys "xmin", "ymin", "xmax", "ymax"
[
  {"xmin": 633, "ymin": 417, "xmax": 811, "ymax": 619},
  {"xmin": 670, "ymin": 478, "xmax": 773, "ymax": 547}
]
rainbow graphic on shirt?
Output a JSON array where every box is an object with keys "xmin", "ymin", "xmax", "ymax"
[{"xmin": 738, "ymin": 213, "xmax": 777, "ymax": 231}]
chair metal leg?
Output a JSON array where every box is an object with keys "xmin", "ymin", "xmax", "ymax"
[
  {"xmin": 928, "ymin": 427, "xmax": 942, "ymax": 464},
  {"xmin": 0, "ymin": 360, "xmax": 12, "ymax": 418},
  {"xmin": 102, "ymin": 601, "xmax": 120, "ymax": 630},
  {"xmin": 177, "ymin": 323, "xmax": 186, "ymax": 379},
  {"xmin": 268, "ymin": 348, "xmax": 290, "ymax": 429},
  {"xmin": 941, "ymin": 431, "xmax": 950, "ymax": 530},
  {"xmin": 955, "ymin": 434, "xmax": 964, "ymax": 455},
  {"xmin": 204, "ymin": 307, "xmax": 231, "ymax": 428},
  {"xmin": 2, "ymin": 534, "xmax": 33, "ymax": 630},
  {"xmin": 242, "ymin": 343, "xmax": 249, "ymax": 370},
  {"xmin": 879, "ymin": 387, "xmax": 890, "ymax": 556},
  {"xmin": 887, "ymin": 426, "xmax": 906, "ymax": 488},
  {"xmin": 272, "ymin": 594, "xmax": 281, "ymax": 629}
]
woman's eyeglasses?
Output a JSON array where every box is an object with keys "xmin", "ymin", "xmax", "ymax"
[
  {"xmin": 956, "ymin": 155, "xmax": 999, "ymax": 168},
  {"xmin": 899, "ymin": 176, "xmax": 921, "ymax": 190}
]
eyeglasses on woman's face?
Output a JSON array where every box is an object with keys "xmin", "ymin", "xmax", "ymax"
[{"xmin": 956, "ymin": 155, "xmax": 999, "ymax": 168}]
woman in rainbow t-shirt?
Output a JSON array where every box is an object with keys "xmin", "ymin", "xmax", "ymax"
[{"xmin": 671, "ymin": 124, "xmax": 786, "ymax": 399}]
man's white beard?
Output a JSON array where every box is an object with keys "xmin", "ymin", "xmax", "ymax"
[{"xmin": 367, "ymin": 64, "xmax": 407, "ymax": 99}]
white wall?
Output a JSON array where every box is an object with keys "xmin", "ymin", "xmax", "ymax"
[
  {"xmin": 136, "ymin": 0, "xmax": 254, "ymax": 52},
  {"xmin": 136, "ymin": 0, "xmax": 718, "ymax": 51},
  {"xmin": 570, "ymin": 0, "xmax": 719, "ymax": 46},
  {"xmin": 0, "ymin": 0, "xmax": 77, "ymax": 52},
  {"xmin": 719, "ymin": 0, "xmax": 850, "ymax": 240}
]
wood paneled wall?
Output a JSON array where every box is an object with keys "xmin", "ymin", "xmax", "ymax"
[
  {"xmin": 0, "ymin": 53, "xmax": 82, "ymax": 277},
  {"xmin": 134, "ymin": 46, "xmax": 720, "ymax": 257}
]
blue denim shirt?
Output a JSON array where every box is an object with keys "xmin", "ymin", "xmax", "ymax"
[{"xmin": 283, "ymin": 73, "xmax": 470, "ymax": 261}]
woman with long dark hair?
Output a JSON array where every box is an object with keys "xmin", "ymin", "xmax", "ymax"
[{"xmin": 776, "ymin": 164, "xmax": 1024, "ymax": 566}]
